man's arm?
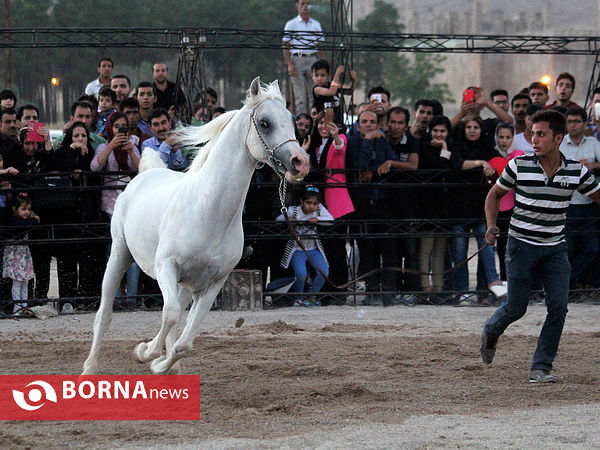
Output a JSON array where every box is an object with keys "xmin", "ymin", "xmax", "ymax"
[
  {"xmin": 484, "ymin": 184, "xmax": 509, "ymax": 245},
  {"xmin": 282, "ymin": 43, "xmax": 295, "ymax": 77},
  {"xmin": 588, "ymin": 189, "xmax": 600, "ymax": 203}
]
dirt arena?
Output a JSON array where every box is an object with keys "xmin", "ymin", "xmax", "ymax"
[{"xmin": 1, "ymin": 303, "xmax": 600, "ymax": 448}]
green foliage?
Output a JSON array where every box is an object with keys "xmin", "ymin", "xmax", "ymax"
[{"xmin": 355, "ymin": 0, "xmax": 453, "ymax": 107}]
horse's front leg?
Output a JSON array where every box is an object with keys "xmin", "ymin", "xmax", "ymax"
[
  {"xmin": 133, "ymin": 259, "xmax": 181, "ymax": 364},
  {"xmin": 150, "ymin": 277, "xmax": 226, "ymax": 375},
  {"xmin": 83, "ymin": 237, "xmax": 132, "ymax": 375},
  {"xmin": 162, "ymin": 286, "xmax": 192, "ymax": 374}
]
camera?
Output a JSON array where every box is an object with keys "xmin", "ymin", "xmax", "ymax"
[{"xmin": 118, "ymin": 125, "xmax": 128, "ymax": 135}]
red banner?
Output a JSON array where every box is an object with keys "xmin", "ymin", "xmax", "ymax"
[{"xmin": 0, "ymin": 375, "xmax": 200, "ymax": 420}]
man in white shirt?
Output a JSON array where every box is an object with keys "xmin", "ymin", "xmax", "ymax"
[
  {"xmin": 84, "ymin": 57, "xmax": 113, "ymax": 99},
  {"xmin": 559, "ymin": 106, "xmax": 600, "ymax": 288},
  {"xmin": 283, "ymin": 0, "xmax": 324, "ymax": 115}
]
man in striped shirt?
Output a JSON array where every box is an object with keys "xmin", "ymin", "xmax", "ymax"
[{"xmin": 480, "ymin": 109, "xmax": 600, "ymax": 383}]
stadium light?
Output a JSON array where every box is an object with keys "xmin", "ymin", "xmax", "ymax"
[
  {"xmin": 541, "ymin": 75, "xmax": 551, "ymax": 85},
  {"xmin": 51, "ymin": 77, "xmax": 59, "ymax": 86}
]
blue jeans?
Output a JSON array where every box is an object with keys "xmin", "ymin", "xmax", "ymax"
[
  {"xmin": 116, "ymin": 262, "xmax": 141, "ymax": 303},
  {"xmin": 290, "ymin": 248, "xmax": 329, "ymax": 293},
  {"xmin": 485, "ymin": 237, "xmax": 570, "ymax": 371},
  {"xmin": 566, "ymin": 203, "xmax": 600, "ymax": 284},
  {"xmin": 451, "ymin": 222, "xmax": 499, "ymax": 291}
]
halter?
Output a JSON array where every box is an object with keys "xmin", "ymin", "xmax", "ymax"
[{"xmin": 248, "ymin": 109, "xmax": 299, "ymax": 174}]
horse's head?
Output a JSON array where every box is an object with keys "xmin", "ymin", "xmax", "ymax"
[{"xmin": 246, "ymin": 77, "xmax": 310, "ymax": 182}]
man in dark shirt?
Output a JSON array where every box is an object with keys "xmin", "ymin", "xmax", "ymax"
[
  {"xmin": 152, "ymin": 63, "xmax": 186, "ymax": 114},
  {"xmin": 0, "ymin": 109, "xmax": 21, "ymax": 168},
  {"xmin": 347, "ymin": 110, "xmax": 399, "ymax": 306},
  {"xmin": 385, "ymin": 107, "xmax": 420, "ymax": 299}
]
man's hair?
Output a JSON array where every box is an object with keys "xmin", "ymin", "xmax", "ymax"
[
  {"xmin": 565, "ymin": 106, "xmax": 587, "ymax": 122},
  {"xmin": 0, "ymin": 89, "xmax": 16, "ymax": 102},
  {"xmin": 429, "ymin": 98, "xmax": 443, "ymax": 116},
  {"xmin": 556, "ymin": 72, "xmax": 575, "ymax": 89},
  {"xmin": 153, "ymin": 62, "xmax": 167, "ymax": 71},
  {"xmin": 70, "ymin": 100, "xmax": 92, "ymax": 117},
  {"xmin": 99, "ymin": 85, "xmax": 117, "ymax": 103},
  {"xmin": 357, "ymin": 109, "xmax": 378, "ymax": 122},
  {"xmin": 531, "ymin": 109, "xmax": 566, "ymax": 136},
  {"xmin": 214, "ymin": 106, "xmax": 226, "ymax": 114},
  {"xmin": 550, "ymin": 105, "xmax": 568, "ymax": 115},
  {"xmin": 148, "ymin": 108, "xmax": 170, "ymax": 123},
  {"xmin": 204, "ymin": 87, "xmax": 218, "ymax": 100},
  {"xmin": 98, "ymin": 57, "xmax": 113, "ymax": 67},
  {"xmin": 593, "ymin": 87, "xmax": 600, "ymax": 96},
  {"xmin": 1, "ymin": 108, "xmax": 16, "ymax": 121},
  {"xmin": 511, "ymin": 93, "xmax": 532, "ymax": 107},
  {"xmin": 111, "ymin": 74, "xmax": 131, "ymax": 87},
  {"xmin": 387, "ymin": 106, "xmax": 410, "ymax": 124},
  {"xmin": 490, "ymin": 89, "xmax": 509, "ymax": 100},
  {"xmin": 367, "ymin": 86, "xmax": 391, "ymax": 102},
  {"xmin": 311, "ymin": 59, "xmax": 330, "ymax": 74},
  {"xmin": 119, "ymin": 97, "xmax": 140, "ymax": 111},
  {"xmin": 414, "ymin": 98, "xmax": 435, "ymax": 111},
  {"xmin": 136, "ymin": 81, "xmax": 156, "ymax": 95},
  {"xmin": 528, "ymin": 81, "xmax": 548, "ymax": 94},
  {"xmin": 526, "ymin": 103, "xmax": 544, "ymax": 117},
  {"xmin": 16, "ymin": 104, "xmax": 39, "ymax": 121}
]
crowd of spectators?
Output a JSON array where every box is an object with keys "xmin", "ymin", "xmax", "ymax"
[{"xmin": 1, "ymin": 3, "xmax": 600, "ymax": 314}]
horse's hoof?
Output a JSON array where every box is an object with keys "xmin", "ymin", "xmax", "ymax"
[
  {"xmin": 82, "ymin": 360, "xmax": 98, "ymax": 375},
  {"xmin": 133, "ymin": 342, "xmax": 149, "ymax": 363},
  {"xmin": 150, "ymin": 356, "xmax": 169, "ymax": 375}
]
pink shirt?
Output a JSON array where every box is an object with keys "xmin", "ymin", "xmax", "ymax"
[{"xmin": 323, "ymin": 134, "xmax": 354, "ymax": 219}]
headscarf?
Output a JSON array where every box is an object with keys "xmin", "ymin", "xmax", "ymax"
[{"xmin": 105, "ymin": 112, "xmax": 130, "ymax": 172}]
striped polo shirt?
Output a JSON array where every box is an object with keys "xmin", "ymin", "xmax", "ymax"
[{"xmin": 497, "ymin": 153, "xmax": 600, "ymax": 245}]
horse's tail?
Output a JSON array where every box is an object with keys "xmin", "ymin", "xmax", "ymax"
[{"xmin": 139, "ymin": 148, "xmax": 168, "ymax": 172}]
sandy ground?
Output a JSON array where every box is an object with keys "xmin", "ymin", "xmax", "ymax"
[{"xmin": 1, "ymin": 303, "xmax": 600, "ymax": 448}]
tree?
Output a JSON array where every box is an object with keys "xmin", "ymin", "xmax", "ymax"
[{"xmin": 355, "ymin": 0, "xmax": 453, "ymax": 107}]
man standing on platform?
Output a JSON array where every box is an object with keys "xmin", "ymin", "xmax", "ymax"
[{"xmin": 283, "ymin": 0, "xmax": 324, "ymax": 115}]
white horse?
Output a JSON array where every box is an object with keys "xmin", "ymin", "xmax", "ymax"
[{"xmin": 82, "ymin": 77, "xmax": 310, "ymax": 375}]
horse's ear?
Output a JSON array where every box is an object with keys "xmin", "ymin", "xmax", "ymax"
[{"xmin": 250, "ymin": 77, "xmax": 261, "ymax": 98}]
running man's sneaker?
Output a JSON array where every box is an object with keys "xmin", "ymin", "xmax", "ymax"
[
  {"xmin": 480, "ymin": 328, "xmax": 498, "ymax": 364},
  {"xmin": 529, "ymin": 369, "xmax": 557, "ymax": 383}
]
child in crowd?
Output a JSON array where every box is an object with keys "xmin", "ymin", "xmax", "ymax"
[
  {"xmin": 3, "ymin": 194, "xmax": 39, "ymax": 315},
  {"xmin": 0, "ymin": 89, "xmax": 17, "ymax": 110},
  {"xmin": 311, "ymin": 59, "xmax": 356, "ymax": 119},
  {"xmin": 95, "ymin": 86, "xmax": 117, "ymax": 136},
  {"xmin": 276, "ymin": 185, "xmax": 333, "ymax": 307}
]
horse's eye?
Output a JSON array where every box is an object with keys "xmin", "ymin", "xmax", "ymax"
[{"xmin": 259, "ymin": 120, "xmax": 270, "ymax": 129}]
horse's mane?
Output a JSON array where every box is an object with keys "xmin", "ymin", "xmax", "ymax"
[{"xmin": 180, "ymin": 80, "xmax": 285, "ymax": 174}]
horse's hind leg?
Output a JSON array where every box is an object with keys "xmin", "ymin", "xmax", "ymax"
[
  {"xmin": 133, "ymin": 259, "xmax": 180, "ymax": 364},
  {"xmin": 82, "ymin": 236, "xmax": 133, "ymax": 375},
  {"xmin": 151, "ymin": 277, "xmax": 226, "ymax": 375}
]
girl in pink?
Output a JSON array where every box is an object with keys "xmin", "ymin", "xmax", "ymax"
[
  {"xmin": 488, "ymin": 122, "xmax": 524, "ymax": 280},
  {"xmin": 3, "ymin": 194, "xmax": 39, "ymax": 315}
]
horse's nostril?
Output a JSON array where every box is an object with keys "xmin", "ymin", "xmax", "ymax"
[{"xmin": 291, "ymin": 156, "xmax": 302, "ymax": 169}]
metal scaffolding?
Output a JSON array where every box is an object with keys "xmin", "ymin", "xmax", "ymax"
[{"xmin": 0, "ymin": 28, "xmax": 599, "ymax": 55}]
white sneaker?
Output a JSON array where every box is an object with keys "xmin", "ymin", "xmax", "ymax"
[
  {"xmin": 489, "ymin": 281, "xmax": 507, "ymax": 300},
  {"xmin": 61, "ymin": 302, "xmax": 74, "ymax": 315}
]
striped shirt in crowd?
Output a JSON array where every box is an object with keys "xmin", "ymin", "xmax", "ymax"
[{"xmin": 497, "ymin": 153, "xmax": 600, "ymax": 246}]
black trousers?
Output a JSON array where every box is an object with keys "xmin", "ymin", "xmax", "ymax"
[{"xmin": 353, "ymin": 198, "xmax": 398, "ymax": 294}]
